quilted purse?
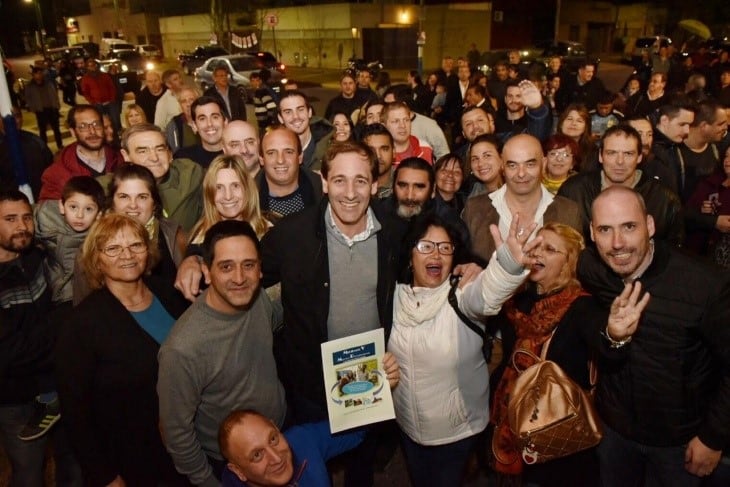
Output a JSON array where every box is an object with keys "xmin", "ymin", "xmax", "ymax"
[{"xmin": 506, "ymin": 346, "xmax": 602, "ymax": 464}]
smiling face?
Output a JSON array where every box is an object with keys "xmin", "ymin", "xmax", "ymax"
[
  {"xmin": 192, "ymin": 102, "xmax": 226, "ymax": 149},
  {"xmin": 411, "ymin": 225, "xmax": 454, "ymax": 288},
  {"xmin": 505, "ymin": 86, "xmax": 523, "ymax": 114},
  {"xmin": 470, "ymin": 140, "xmax": 501, "ymax": 185},
  {"xmin": 71, "ymin": 108, "xmax": 104, "ymax": 151},
  {"xmin": 590, "ymin": 189, "xmax": 655, "ymax": 278},
  {"xmin": 436, "ymin": 158, "xmax": 464, "ymax": 198},
  {"xmin": 340, "ymin": 75, "xmax": 356, "ymax": 98},
  {"xmin": 225, "ymin": 414, "xmax": 294, "ymax": 486},
  {"xmin": 203, "ymin": 235, "xmax": 262, "ymax": 314},
  {"xmin": 322, "ymin": 151, "xmax": 378, "ymax": 238},
  {"xmin": 97, "ymin": 227, "xmax": 148, "ymax": 286},
  {"xmin": 502, "ymin": 135, "xmax": 542, "ymax": 197},
  {"xmin": 222, "ymin": 121, "xmax": 260, "ymax": 173},
  {"xmin": 545, "ymin": 146, "xmax": 574, "ymax": 180},
  {"xmin": 213, "ymin": 168, "xmax": 246, "ymax": 220},
  {"xmin": 59, "ymin": 193, "xmax": 100, "ymax": 232},
  {"xmin": 461, "ymin": 109, "xmax": 493, "ymax": 141},
  {"xmin": 112, "ymin": 179, "xmax": 155, "ymax": 224},
  {"xmin": 261, "ymin": 129, "xmax": 302, "ymax": 194},
  {"xmin": 122, "ymin": 130, "xmax": 172, "ymax": 179},
  {"xmin": 126, "ymin": 107, "xmax": 145, "ymax": 126},
  {"xmin": 277, "ymin": 95, "xmax": 312, "ymax": 136},
  {"xmin": 332, "ymin": 113, "xmax": 352, "ymax": 142},
  {"xmin": 0, "ymin": 199, "xmax": 34, "ymax": 260}
]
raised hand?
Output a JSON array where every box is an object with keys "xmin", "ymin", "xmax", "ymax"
[
  {"xmin": 519, "ymin": 80, "xmax": 543, "ymax": 109},
  {"xmin": 489, "ymin": 213, "xmax": 542, "ymax": 268},
  {"xmin": 607, "ymin": 281, "xmax": 650, "ymax": 341}
]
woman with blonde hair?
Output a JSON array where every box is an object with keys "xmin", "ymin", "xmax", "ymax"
[
  {"xmin": 188, "ymin": 154, "xmax": 270, "ymax": 247},
  {"xmin": 124, "ymin": 103, "xmax": 147, "ymax": 128},
  {"xmin": 57, "ymin": 213, "xmax": 189, "ymax": 486}
]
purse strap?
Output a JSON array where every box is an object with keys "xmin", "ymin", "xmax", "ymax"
[{"xmin": 448, "ymin": 275, "xmax": 486, "ymax": 340}]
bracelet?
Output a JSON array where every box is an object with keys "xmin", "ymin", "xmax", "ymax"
[{"xmin": 602, "ymin": 326, "xmax": 633, "ymax": 349}]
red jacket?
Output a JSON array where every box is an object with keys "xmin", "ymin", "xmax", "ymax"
[
  {"xmin": 80, "ymin": 72, "xmax": 116, "ymax": 104},
  {"xmin": 394, "ymin": 135, "xmax": 434, "ymax": 165},
  {"xmin": 39, "ymin": 143, "xmax": 123, "ymax": 200}
]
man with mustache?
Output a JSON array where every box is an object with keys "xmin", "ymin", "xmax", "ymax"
[
  {"xmin": 0, "ymin": 190, "xmax": 81, "ymax": 485},
  {"xmin": 39, "ymin": 104, "xmax": 124, "ymax": 200}
]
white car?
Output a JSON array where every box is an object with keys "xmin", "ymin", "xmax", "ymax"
[
  {"xmin": 136, "ymin": 44, "xmax": 162, "ymax": 59},
  {"xmin": 194, "ymin": 54, "xmax": 286, "ymax": 97}
]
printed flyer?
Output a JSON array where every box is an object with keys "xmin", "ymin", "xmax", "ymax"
[{"xmin": 320, "ymin": 328, "xmax": 395, "ymax": 433}]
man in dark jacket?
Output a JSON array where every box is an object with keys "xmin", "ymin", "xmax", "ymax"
[
  {"xmin": 559, "ymin": 124, "xmax": 684, "ymax": 246},
  {"xmin": 578, "ymin": 185, "xmax": 730, "ymax": 487},
  {"xmin": 556, "ymin": 59, "xmax": 605, "ymax": 112},
  {"xmin": 651, "ymin": 95, "xmax": 696, "ymax": 197},
  {"xmin": 0, "ymin": 190, "xmax": 81, "ymax": 485},
  {"xmin": 204, "ymin": 65, "xmax": 248, "ymax": 122}
]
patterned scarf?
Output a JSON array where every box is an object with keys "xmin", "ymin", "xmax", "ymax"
[{"xmin": 490, "ymin": 284, "xmax": 588, "ymax": 476}]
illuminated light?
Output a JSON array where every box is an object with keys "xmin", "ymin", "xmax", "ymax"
[
  {"xmin": 399, "ymin": 10, "xmax": 410, "ymax": 24},
  {"xmin": 145, "ymin": 62, "xmax": 154, "ymax": 70},
  {"xmin": 280, "ymin": 78, "xmax": 288, "ymax": 84}
]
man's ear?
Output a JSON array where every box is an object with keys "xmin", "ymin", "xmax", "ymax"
[
  {"xmin": 120, "ymin": 148, "xmax": 131, "ymax": 162},
  {"xmin": 227, "ymin": 463, "xmax": 248, "ymax": 483},
  {"xmin": 589, "ymin": 221, "xmax": 595, "ymax": 243}
]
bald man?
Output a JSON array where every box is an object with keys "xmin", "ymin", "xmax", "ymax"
[
  {"xmin": 222, "ymin": 121, "xmax": 261, "ymax": 176},
  {"xmin": 463, "ymin": 133, "xmax": 581, "ymax": 262}
]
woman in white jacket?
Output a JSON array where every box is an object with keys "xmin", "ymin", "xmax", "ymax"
[{"xmin": 388, "ymin": 212, "xmax": 539, "ymax": 487}]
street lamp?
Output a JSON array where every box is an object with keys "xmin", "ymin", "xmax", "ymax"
[{"xmin": 24, "ymin": 0, "xmax": 46, "ymax": 58}]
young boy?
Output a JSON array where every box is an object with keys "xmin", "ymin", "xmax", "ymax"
[
  {"xmin": 18, "ymin": 176, "xmax": 104, "ymax": 441},
  {"xmin": 590, "ymin": 91, "xmax": 624, "ymax": 140}
]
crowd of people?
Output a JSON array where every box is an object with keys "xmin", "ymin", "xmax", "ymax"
[{"xmin": 0, "ymin": 43, "xmax": 729, "ymax": 487}]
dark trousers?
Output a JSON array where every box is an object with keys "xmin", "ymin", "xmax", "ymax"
[
  {"xmin": 35, "ymin": 108, "xmax": 63, "ymax": 149},
  {"xmin": 61, "ymin": 86, "xmax": 76, "ymax": 106},
  {"xmin": 399, "ymin": 430, "xmax": 478, "ymax": 487},
  {"xmin": 597, "ymin": 422, "xmax": 702, "ymax": 487}
]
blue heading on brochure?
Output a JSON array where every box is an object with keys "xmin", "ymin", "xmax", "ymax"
[{"xmin": 333, "ymin": 343, "xmax": 376, "ymax": 364}]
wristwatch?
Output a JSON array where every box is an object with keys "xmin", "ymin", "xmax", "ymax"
[{"xmin": 602, "ymin": 326, "xmax": 633, "ymax": 348}]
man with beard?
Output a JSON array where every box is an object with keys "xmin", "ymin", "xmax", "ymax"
[
  {"xmin": 578, "ymin": 185, "xmax": 730, "ymax": 487},
  {"xmin": 362, "ymin": 123, "xmax": 395, "ymax": 199},
  {"xmin": 457, "ymin": 106, "xmax": 495, "ymax": 166},
  {"xmin": 39, "ymin": 105, "xmax": 123, "ymax": 200},
  {"xmin": 494, "ymin": 80, "xmax": 551, "ymax": 144},
  {"xmin": 175, "ymin": 96, "xmax": 228, "ymax": 169},
  {"xmin": 0, "ymin": 190, "xmax": 81, "ymax": 486}
]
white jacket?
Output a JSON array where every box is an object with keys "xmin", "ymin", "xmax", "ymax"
[{"xmin": 388, "ymin": 254, "xmax": 527, "ymax": 446}]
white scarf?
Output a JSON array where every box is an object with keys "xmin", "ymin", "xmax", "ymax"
[{"xmin": 394, "ymin": 278, "xmax": 452, "ymax": 328}]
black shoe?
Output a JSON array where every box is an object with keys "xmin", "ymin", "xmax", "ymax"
[{"xmin": 17, "ymin": 398, "xmax": 61, "ymax": 441}]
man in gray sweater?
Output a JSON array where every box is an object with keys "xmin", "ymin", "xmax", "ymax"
[{"xmin": 158, "ymin": 220, "xmax": 286, "ymax": 487}]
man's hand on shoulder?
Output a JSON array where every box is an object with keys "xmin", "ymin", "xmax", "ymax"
[{"xmin": 175, "ymin": 255, "xmax": 204, "ymax": 301}]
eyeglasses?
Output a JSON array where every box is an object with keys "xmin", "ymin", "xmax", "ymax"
[
  {"xmin": 415, "ymin": 240, "xmax": 455, "ymax": 255},
  {"xmin": 101, "ymin": 242, "xmax": 148, "ymax": 257},
  {"xmin": 547, "ymin": 150, "xmax": 573, "ymax": 161},
  {"xmin": 76, "ymin": 121, "xmax": 102, "ymax": 133},
  {"xmin": 531, "ymin": 243, "xmax": 567, "ymax": 257}
]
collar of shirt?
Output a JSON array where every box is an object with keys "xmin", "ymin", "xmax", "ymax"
[{"xmin": 325, "ymin": 204, "xmax": 379, "ymax": 247}]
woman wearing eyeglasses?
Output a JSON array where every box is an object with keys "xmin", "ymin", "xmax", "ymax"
[
  {"xmin": 490, "ymin": 223, "xmax": 605, "ymax": 486},
  {"xmin": 542, "ymin": 134, "xmax": 580, "ymax": 195},
  {"xmin": 56, "ymin": 213, "xmax": 189, "ymax": 486},
  {"xmin": 388, "ymin": 212, "xmax": 540, "ymax": 487}
]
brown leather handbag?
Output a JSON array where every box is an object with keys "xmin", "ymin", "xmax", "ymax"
[{"xmin": 506, "ymin": 346, "xmax": 602, "ymax": 465}]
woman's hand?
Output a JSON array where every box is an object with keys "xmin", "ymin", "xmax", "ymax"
[
  {"xmin": 452, "ymin": 263, "xmax": 483, "ymax": 289},
  {"xmin": 106, "ymin": 475, "xmax": 126, "ymax": 487},
  {"xmin": 490, "ymin": 213, "xmax": 542, "ymax": 267},
  {"xmin": 174, "ymin": 255, "xmax": 204, "ymax": 301},
  {"xmin": 382, "ymin": 352, "xmax": 400, "ymax": 389},
  {"xmin": 607, "ymin": 282, "xmax": 650, "ymax": 341}
]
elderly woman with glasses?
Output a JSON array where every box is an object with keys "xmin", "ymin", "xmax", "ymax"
[
  {"xmin": 388, "ymin": 212, "xmax": 540, "ymax": 487},
  {"xmin": 56, "ymin": 213, "xmax": 189, "ymax": 486},
  {"xmin": 490, "ymin": 222, "xmax": 606, "ymax": 486}
]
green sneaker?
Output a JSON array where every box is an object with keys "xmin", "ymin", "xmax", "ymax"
[{"xmin": 17, "ymin": 398, "xmax": 61, "ymax": 441}]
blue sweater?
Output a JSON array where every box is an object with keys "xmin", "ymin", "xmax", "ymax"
[{"xmin": 222, "ymin": 422, "xmax": 364, "ymax": 487}]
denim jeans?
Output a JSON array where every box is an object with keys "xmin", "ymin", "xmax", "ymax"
[
  {"xmin": 0, "ymin": 401, "xmax": 83, "ymax": 487},
  {"xmin": 399, "ymin": 430, "xmax": 478, "ymax": 487},
  {"xmin": 597, "ymin": 422, "xmax": 702, "ymax": 487}
]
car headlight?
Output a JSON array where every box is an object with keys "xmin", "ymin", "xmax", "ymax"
[
  {"xmin": 280, "ymin": 78, "xmax": 288, "ymax": 85},
  {"xmin": 121, "ymin": 64, "xmax": 129, "ymax": 72},
  {"xmin": 145, "ymin": 61, "xmax": 155, "ymax": 71}
]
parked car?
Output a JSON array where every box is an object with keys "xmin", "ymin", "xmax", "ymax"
[
  {"xmin": 245, "ymin": 51, "xmax": 286, "ymax": 73},
  {"xmin": 98, "ymin": 50, "xmax": 154, "ymax": 78},
  {"xmin": 136, "ymin": 44, "xmax": 162, "ymax": 59},
  {"xmin": 194, "ymin": 54, "xmax": 286, "ymax": 98},
  {"xmin": 72, "ymin": 42, "xmax": 100, "ymax": 59},
  {"xmin": 45, "ymin": 46, "xmax": 86, "ymax": 64},
  {"xmin": 106, "ymin": 43, "xmax": 136, "ymax": 59},
  {"xmin": 532, "ymin": 40, "xmax": 597, "ymax": 74},
  {"xmin": 178, "ymin": 45, "xmax": 230, "ymax": 75}
]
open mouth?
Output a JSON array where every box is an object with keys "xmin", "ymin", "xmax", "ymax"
[{"xmin": 425, "ymin": 263, "xmax": 443, "ymax": 276}]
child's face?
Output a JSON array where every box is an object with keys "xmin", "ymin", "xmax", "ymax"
[
  {"xmin": 596, "ymin": 103, "xmax": 613, "ymax": 117},
  {"xmin": 436, "ymin": 85, "xmax": 445, "ymax": 94},
  {"xmin": 58, "ymin": 193, "xmax": 100, "ymax": 232}
]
